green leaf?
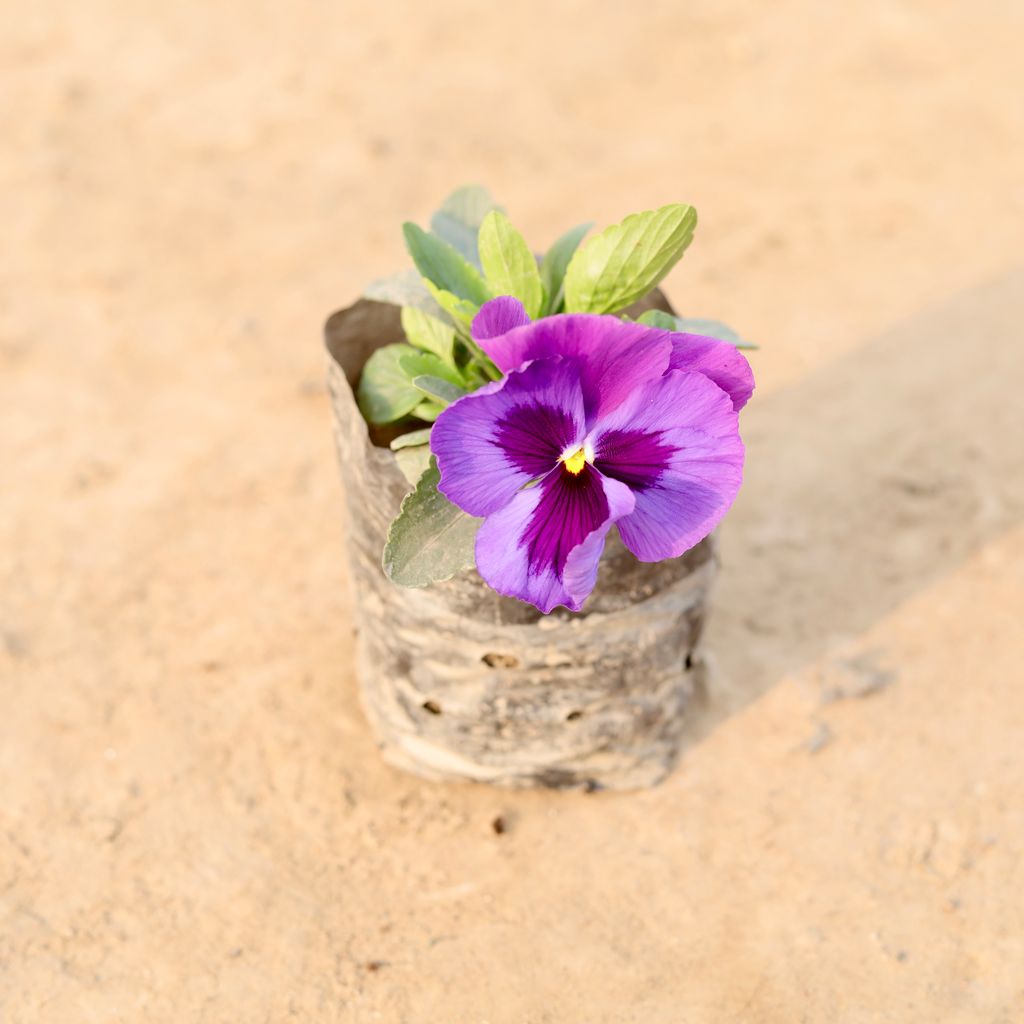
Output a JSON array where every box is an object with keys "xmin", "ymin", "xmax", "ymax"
[
  {"xmin": 461, "ymin": 360, "xmax": 493, "ymax": 388},
  {"xmin": 356, "ymin": 343, "xmax": 423, "ymax": 424},
  {"xmin": 382, "ymin": 458, "xmax": 481, "ymax": 587},
  {"xmin": 411, "ymin": 375, "xmax": 467, "ymax": 406},
  {"xmin": 477, "ymin": 210, "xmax": 544, "ymax": 319},
  {"xmin": 390, "ymin": 428, "xmax": 433, "ymax": 451},
  {"xmin": 540, "ymin": 222, "xmax": 592, "ymax": 314},
  {"xmin": 402, "ymin": 223, "xmax": 491, "ymax": 305},
  {"xmin": 563, "ymin": 203, "xmax": 698, "ymax": 314},
  {"xmin": 400, "ymin": 306, "xmax": 456, "ymax": 367},
  {"xmin": 636, "ymin": 310, "xmax": 758, "ymax": 349},
  {"xmin": 398, "ymin": 351, "xmax": 464, "ymax": 389},
  {"xmin": 430, "ymin": 185, "xmax": 503, "ymax": 265},
  {"xmin": 394, "ymin": 444, "xmax": 433, "ymax": 486}
]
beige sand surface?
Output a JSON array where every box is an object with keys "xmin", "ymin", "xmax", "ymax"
[{"xmin": 3, "ymin": 2, "xmax": 1024, "ymax": 1021}]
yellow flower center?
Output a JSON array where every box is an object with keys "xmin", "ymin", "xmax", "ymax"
[{"xmin": 562, "ymin": 446, "xmax": 588, "ymax": 475}]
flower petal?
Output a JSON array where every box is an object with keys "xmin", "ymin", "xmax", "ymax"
[
  {"xmin": 669, "ymin": 333, "xmax": 755, "ymax": 411},
  {"xmin": 471, "ymin": 296, "xmax": 532, "ymax": 339},
  {"xmin": 475, "ymin": 466, "xmax": 635, "ymax": 613},
  {"xmin": 592, "ymin": 370, "xmax": 744, "ymax": 561},
  {"xmin": 432, "ymin": 358, "xmax": 585, "ymax": 517},
  {"xmin": 474, "ymin": 314, "xmax": 672, "ymax": 423}
]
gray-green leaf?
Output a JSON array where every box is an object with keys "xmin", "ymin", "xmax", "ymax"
[
  {"xmin": 671, "ymin": 316, "xmax": 758, "ymax": 350},
  {"xmin": 402, "ymin": 223, "xmax": 491, "ymax": 305},
  {"xmin": 430, "ymin": 185, "xmax": 503, "ymax": 265},
  {"xmin": 382, "ymin": 458, "xmax": 480, "ymax": 587},
  {"xmin": 478, "ymin": 210, "xmax": 544, "ymax": 319},
  {"xmin": 540, "ymin": 222, "xmax": 592, "ymax": 314},
  {"xmin": 401, "ymin": 306, "xmax": 457, "ymax": 366},
  {"xmin": 636, "ymin": 310, "xmax": 758, "ymax": 349},
  {"xmin": 634, "ymin": 309, "xmax": 677, "ymax": 331},
  {"xmin": 394, "ymin": 444, "xmax": 433, "ymax": 486},
  {"xmin": 356, "ymin": 343, "xmax": 423, "ymax": 424},
  {"xmin": 563, "ymin": 203, "xmax": 697, "ymax": 314},
  {"xmin": 363, "ymin": 269, "xmax": 445, "ymax": 318}
]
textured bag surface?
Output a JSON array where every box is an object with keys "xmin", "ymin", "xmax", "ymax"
[{"xmin": 325, "ymin": 295, "xmax": 717, "ymax": 789}]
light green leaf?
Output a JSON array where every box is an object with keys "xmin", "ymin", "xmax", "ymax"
[
  {"xmin": 564, "ymin": 203, "xmax": 698, "ymax": 314},
  {"xmin": 636, "ymin": 310, "xmax": 758, "ymax": 349},
  {"xmin": 540, "ymin": 222, "xmax": 592, "ymax": 314},
  {"xmin": 402, "ymin": 223, "xmax": 491, "ymax": 305},
  {"xmin": 390, "ymin": 428, "xmax": 433, "ymax": 451},
  {"xmin": 394, "ymin": 444, "xmax": 433, "ymax": 486},
  {"xmin": 382, "ymin": 458, "xmax": 481, "ymax": 587},
  {"xmin": 477, "ymin": 210, "xmax": 544, "ymax": 319},
  {"xmin": 400, "ymin": 306, "xmax": 456, "ymax": 367},
  {"xmin": 430, "ymin": 185, "xmax": 503, "ymax": 265},
  {"xmin": 356, "ymin": 343, "xmax": 423, "ymax": 424},
  {"xmin": 411, "ymin": 374, "xmax": 468, "ymax": 406},
  {"xmin": 398, "ymin": 351, "xmax": 464, "ymax": 389}
]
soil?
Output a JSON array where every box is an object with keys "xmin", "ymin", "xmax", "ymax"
[{"xmin": 3, "ymin": 2, "xmax": 1023, "ymax": 1021}]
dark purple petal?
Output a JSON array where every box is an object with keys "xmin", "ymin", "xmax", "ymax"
[
  {"xmin": 472, "ymin": 296, "xmax": 532, "ymax": 339},
  {"xmin": 592, "ymin": 370, "xmax": 744, "ymax": 561},
  {"xmin": 524, "ymin": 465, "xmax": 608, "ymax": 577},
  {"xmin": 432, "ymin": 358, "xmax": 585, "ymax": 517},
  {"xmin": 495, "ymin": 403, "xmax": 578, "ymax": 478},
  {"xmin": 560, "ymin": 476, "xmax": 635, "ymax": 608},
  {"xmin": 474, "ymin": 314, "xmax": 672, "ymax": 424},
  {"xmin": 668, "ymin": 333, "xmax": 755, "ymax": 411},
  {"xmin": 474, "ymin": 467, "xmax": 635, "ymax": 613},
  {"xmin": 593, "ymin": 429, "xmax": 674, "ymax": 492}
]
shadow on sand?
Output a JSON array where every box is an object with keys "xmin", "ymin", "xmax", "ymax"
[{"xmin": 689, "ymin": 266, "xmax": 1024, "ymax": 740}]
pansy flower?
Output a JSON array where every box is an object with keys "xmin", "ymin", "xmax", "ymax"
[{"xmin": 431, "ymin": 297, "xmax": 752, "ymax": 613}]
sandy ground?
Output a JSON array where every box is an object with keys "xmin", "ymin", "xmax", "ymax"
[{"xmin": 3, "ymin": 2, "xmax": 1024, "ymax": 1021}]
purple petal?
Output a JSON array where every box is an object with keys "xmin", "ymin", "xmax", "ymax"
[
  {"xmin": 474, "ymin": 314, "xmax": 672, "ymax": 423},
  {"xmin": 592, "ymin": 370, "xmax": 744, "ymax": 561},
  {"xmin": 668, "ymin": 333, "xmax": 755, "ymax": 411},
  {"xmin": 475, "ymin": 466, "xmax": 635, "ymax": 613},
  {"xmin": 432, "ymin": 358, "xmax": 585, "ymax": 517},
  {"xmin": 471, "ymin": 296, "xmax": 532, "ymax": 339}
]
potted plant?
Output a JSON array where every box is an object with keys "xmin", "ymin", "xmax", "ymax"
[{"xmin": 324, "ymin": 187, "xmax": 755, "ymax": 790}]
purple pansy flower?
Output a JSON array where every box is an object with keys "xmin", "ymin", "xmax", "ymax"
[{"xmin": 431, "ymin": 297, "xmax": 752, "ymax": 613}]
